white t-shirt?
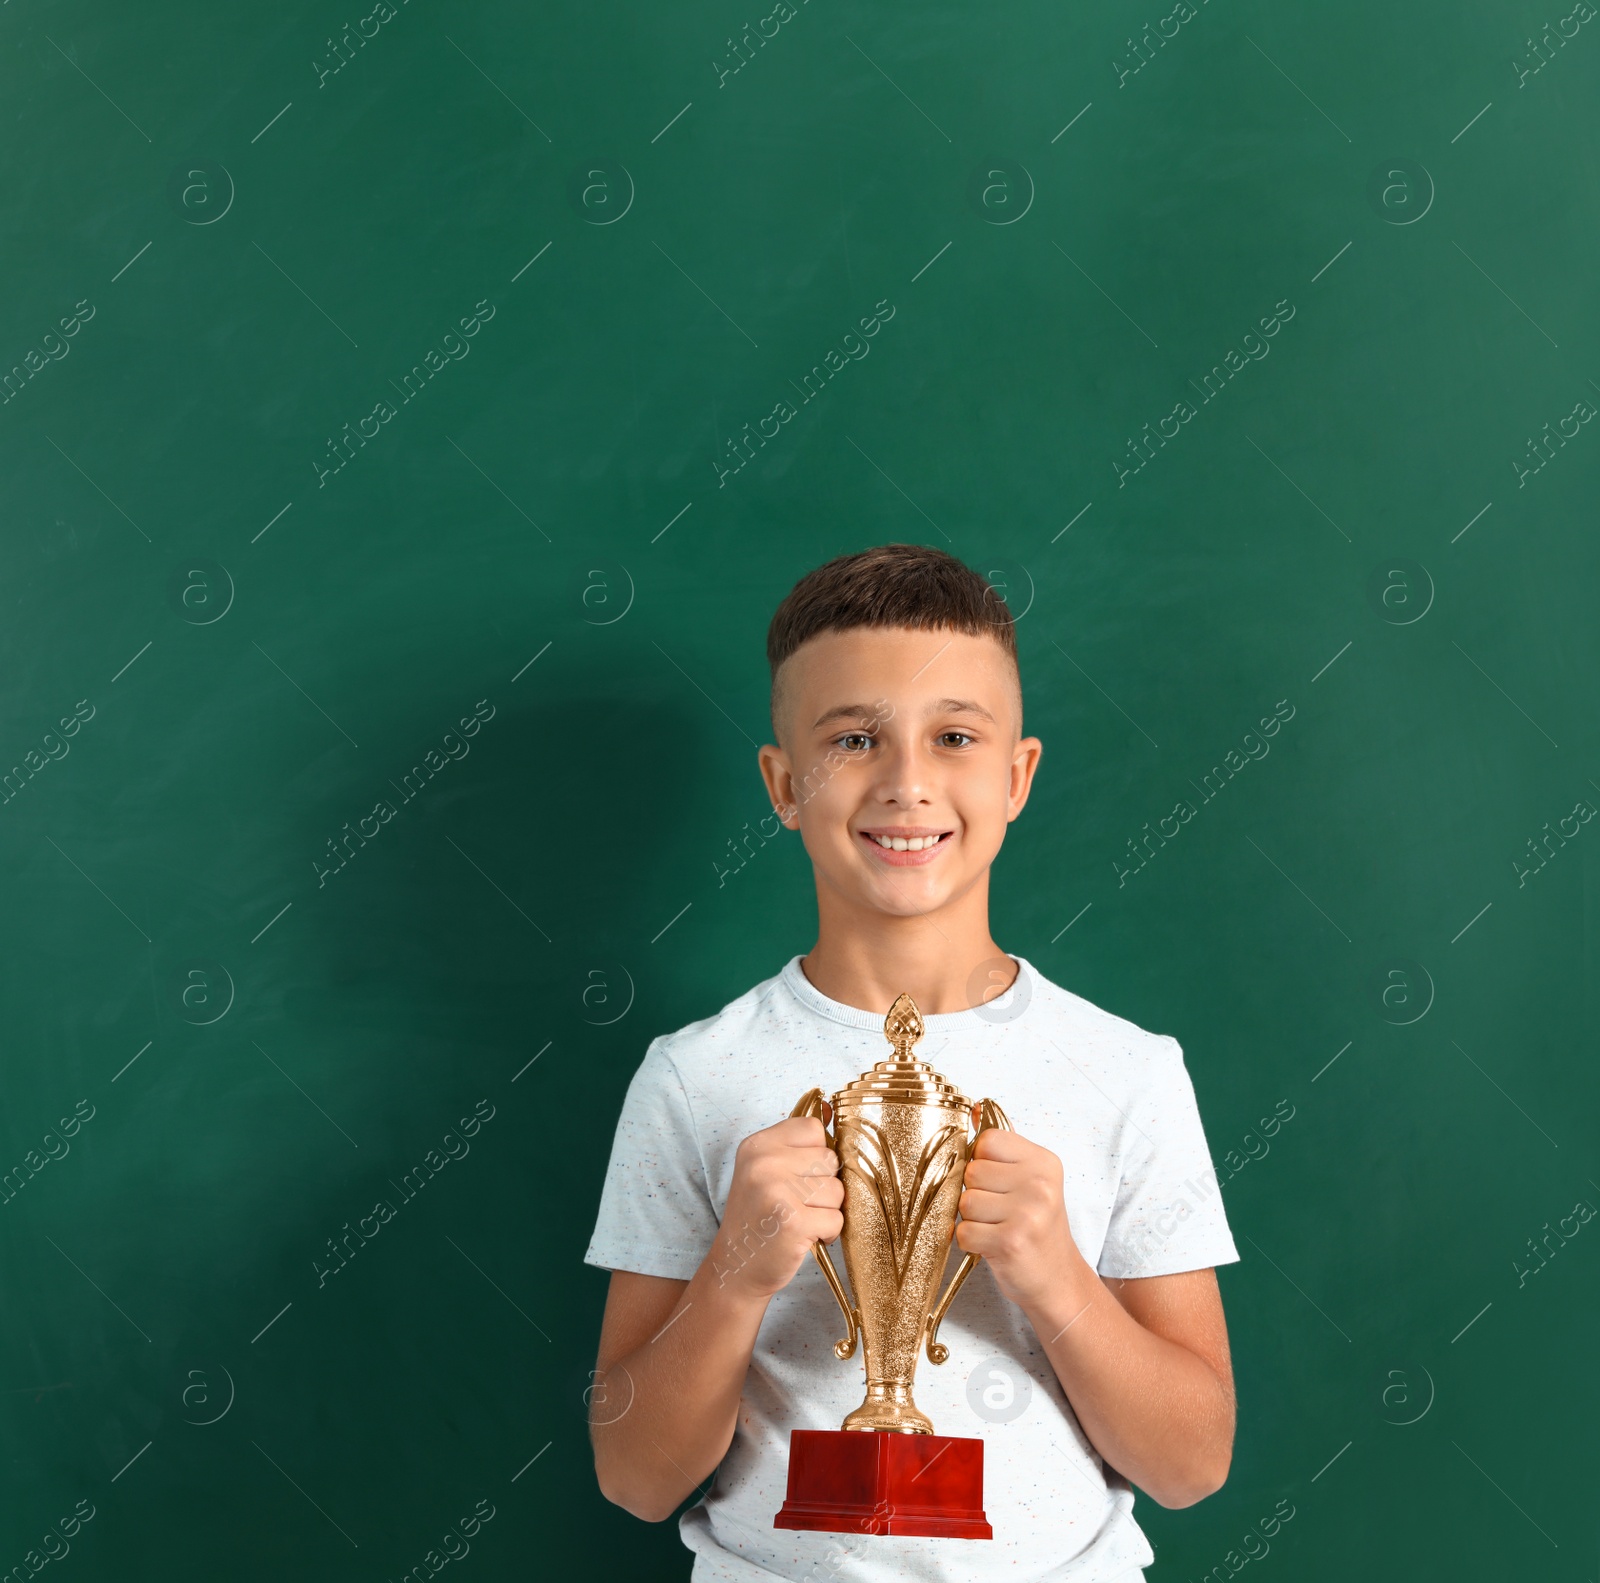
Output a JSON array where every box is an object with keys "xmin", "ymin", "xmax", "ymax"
[{"xmin": 584, "ymin": 955, "xmax": 1239, "ymax": 1583}]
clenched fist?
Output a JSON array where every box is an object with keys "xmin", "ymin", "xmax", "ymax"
[
  {"xmin": 956, "ymin": 1118, "xmax": 1083, "ymax": 1316},
  {"xmin": 707, "ymin": 1115, "xmax": 844, "ymax": 1301}
]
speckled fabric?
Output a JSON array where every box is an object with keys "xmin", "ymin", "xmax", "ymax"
[{"xmin": 585, "ymin": 956, "xmax": 1239, "ymax": 1582}]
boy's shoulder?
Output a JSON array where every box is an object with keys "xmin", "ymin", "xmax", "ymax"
[
  {"xmin": 645, "ymin": 964, "xmax": 794, "ymax": 1070},
  {"xmin": 1014, "ymin": 964, "xmax": 1190, "ymax": 1108},
  {"xmin": 1025, "ymin": 963, "xmax": 1181, "ymax": 1052}
]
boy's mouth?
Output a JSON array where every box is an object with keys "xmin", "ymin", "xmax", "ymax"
[{"xmin": 857, "ymin": 827, "xmax": 954, "ymax": 866}]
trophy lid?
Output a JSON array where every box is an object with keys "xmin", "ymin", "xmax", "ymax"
[{"xmin": 831, "ymin": 992, "xmax": 971, "ymax": 1112}]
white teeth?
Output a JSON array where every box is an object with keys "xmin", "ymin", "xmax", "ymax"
[{"xmin": 870, "ymin": 833, "xmax": 944, "ymax": 851}]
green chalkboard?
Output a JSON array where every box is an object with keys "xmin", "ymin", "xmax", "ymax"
[{"xmin": 2, "ymin": 0, "xmax": 1597, "ymax": 1577}]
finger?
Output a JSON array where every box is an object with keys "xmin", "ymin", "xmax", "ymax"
[
  {"xmin": 812, "ymin": 1209, "xmax": 845, "ymax": 1245},
  {"xmin": 955, "ymin": 1219, "xmax": 1001, "ymax": 1256},
  {"xmin": 776, "ymin": 1115, "xmax": 826, "ymax": 1146},
  {"xmin": 957, "ymin": 1187, "xmax": 1008, "ymax": 1224},
  {"xmin": 962, "ymin": 1158, "xmax": 1020, "ymax": 1192},
  {"xmin": 781, "ymin": 1164, "xmax": 842, "ymax": 1209},
  {"xmin": 791, "ymin": 1147, "xmax": 841, "ymax": 1176},
  {"xmin": 794, "ymin": 1175, "xmax": 844, "ymax": 1210},
  {"xmin": 972, "ymin": 1127, "xmax": 1034, "ymax": 1164}
]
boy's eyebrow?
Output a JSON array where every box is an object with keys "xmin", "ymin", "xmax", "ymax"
[
  {"xmin": 812, "ymin": 703, "xmax": 881, "ymax": 729},
  {"xmin": 934, "ymin": 697, "xmax": 996, "ymax": 723}
]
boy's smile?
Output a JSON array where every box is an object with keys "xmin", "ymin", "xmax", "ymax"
[
  {"xmin": 857, "ymin": 826, "xmax": 954, "ymax": 865},
  {"xmin": 759, "ymin": 627, "xmax": 1042, "ymax": 934}
]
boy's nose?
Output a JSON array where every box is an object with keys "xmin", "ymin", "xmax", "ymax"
[{"xmin": 872, "ymin": 743, "xmax": 931, "ymax": 805}]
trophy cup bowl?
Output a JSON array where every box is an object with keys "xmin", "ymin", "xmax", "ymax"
[{"xmin": 772, "ymin": 992, "xmax": 1010, "ymax": 1540}]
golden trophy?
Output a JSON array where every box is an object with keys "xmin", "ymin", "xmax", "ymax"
[{"xmin": 773, "ymin": 992, "xmax": 1010, "ymax": 1540}]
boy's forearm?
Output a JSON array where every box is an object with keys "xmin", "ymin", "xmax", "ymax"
[
  {"xmin": 592, "ymin": 1257, "xmax": 771, "ymax": 1522},
  {"xmin": 1025, "ymin": 1256, "xmax": 1233, "ymax": 1508}
]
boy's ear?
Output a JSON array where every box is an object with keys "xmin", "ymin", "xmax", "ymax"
[
  {"xmin": 758, "ymin": 743, "xmax": 801, "ymax": 828},
  {"xmin": 1007, "ymin": 735, "xmax": 1043, "ymax": 822}
]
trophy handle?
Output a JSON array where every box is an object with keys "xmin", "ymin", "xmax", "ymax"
[
  {"xmin": 923, "ymin": 1097, "xmax": 1013, "ymax": 1365},
  {"xmin": 790, "ymin": 1088, "xmax": 860, "ymax": 1361}
]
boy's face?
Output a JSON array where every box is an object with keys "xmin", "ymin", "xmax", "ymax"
[{"xmin": 758, "ymin": 627, "xmax": 1042, "ymax": 921}]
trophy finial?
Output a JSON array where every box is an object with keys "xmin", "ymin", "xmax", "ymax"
[{"xmin": 884, "ymin": 992, "xmax": 924, "ymax": 1058}]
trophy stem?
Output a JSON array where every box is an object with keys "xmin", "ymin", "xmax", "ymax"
[{"xmin": 842, "ymin": 1382, "xmax": 933, "ymax": 1435}]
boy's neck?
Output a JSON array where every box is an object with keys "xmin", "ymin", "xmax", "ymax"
[{"xmin": 800, "ymin": 874, "xmax": 1015, "ymax": 1017}]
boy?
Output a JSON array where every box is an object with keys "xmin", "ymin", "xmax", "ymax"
[{"xmin": 585, "ymin": 544, "xmax": 1239, "ymax": 1581}]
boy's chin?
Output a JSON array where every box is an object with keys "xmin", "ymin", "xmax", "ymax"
[{"xmin": 853, "ymin": 869, "xmax": 966, "ymax": 916}]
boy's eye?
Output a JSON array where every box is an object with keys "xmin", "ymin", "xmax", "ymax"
[
  {"xmin": 937, "ymin": 731, "xmax": 974, "ymax": 748},
  {"xmin": 835, "ymin": 733, "xmax": 873, "ymax": 752}
]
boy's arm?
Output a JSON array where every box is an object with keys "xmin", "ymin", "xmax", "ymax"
[
  {"xmin": 959, "ymin": 1127, "xmax": 1235, "ymax": 1508},
  {"xmin": 590, "ymin": 1115, "xmax": 844, "ymax": 1523}
]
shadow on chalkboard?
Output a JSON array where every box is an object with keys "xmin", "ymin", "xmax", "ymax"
[
  {"xmin": 286, "ymin": 673, "xmax": 707, "ymax": 1120},
  {"xmin": 241, "ymin": 670, "xmax": 701, "ymax": 1281},
  {"xmin": 178, "ymin": 678, "xmax": 712, "ymax": 1497}
]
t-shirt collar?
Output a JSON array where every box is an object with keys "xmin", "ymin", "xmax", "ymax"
[{"xmin": 779, "ymin": 954, "xmax": 1035, "ymax": 1033}]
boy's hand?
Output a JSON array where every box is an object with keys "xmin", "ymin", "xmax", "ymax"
[
  {"xmin": 956, "ymin": 1124, "xmax": 1090, "ymax": 1317},
  {"xmin": 708, "ymin": 1116, "xmax": 844, "ymax": 1303}
]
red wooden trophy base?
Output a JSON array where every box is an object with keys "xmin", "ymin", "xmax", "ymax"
[{"xmin": 773, "ymin": 1429, "xmax": 992, "ymax": 1539}]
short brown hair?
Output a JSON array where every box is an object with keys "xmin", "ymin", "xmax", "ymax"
[{"xmin": 766, "ymin": 544, "xmax": 1019, "ymax": 728}]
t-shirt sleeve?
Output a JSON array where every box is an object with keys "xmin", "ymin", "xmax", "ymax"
[
  {"xmin": 1097, "ymin": 1035, "xmax": 1240, "ymax": 1280},
  {"xmin": 583, "ymin": 1036, "xmax": 719, "ymax": 1281}
]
